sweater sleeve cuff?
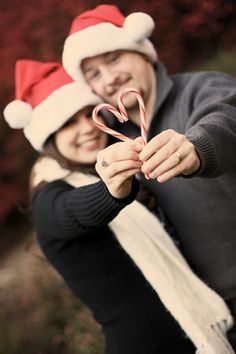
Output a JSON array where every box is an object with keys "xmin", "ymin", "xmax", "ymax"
[
  {"xmin": 111, "ymin": 177, "xmax": 140, "ymax": 207},
  {"xmin": 186, "ymin": 129, "xmax": 218, "ymax": 177}
]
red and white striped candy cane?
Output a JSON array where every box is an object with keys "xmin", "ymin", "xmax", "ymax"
[
  {"xmin": 92, "ymin": 103, "xmax": 132, "ymax": 142},
  {"xmin": 92, "ymin": 87, "xmax": 150, "ymax": 179},
  {"xmin": 92, "ymin": 87, "xmax": 147, "ymax": 145},
  {"xmin": 118, "ymin": 87, "xmax": 147, "ymax": 145}
]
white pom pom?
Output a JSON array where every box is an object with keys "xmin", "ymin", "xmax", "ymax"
[
  {"xmin": 124, "ymin": 12, "xmax": 155, "ymax": 42},
  {"xmin": 3, "ymin": 100, "xmax": 32, "ymax": 128}
]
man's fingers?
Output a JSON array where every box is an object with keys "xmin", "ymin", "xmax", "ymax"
[
  {"xmin": 156, "ymin": 153, "xmax": 200, "ymax": 183},
  {"xmin": 140, "ymin": 130, "xmax": 199, "ymax": 180},
  {"xmin": 139, "ymin": 129, "xmax": 181, "ymax": 161}
]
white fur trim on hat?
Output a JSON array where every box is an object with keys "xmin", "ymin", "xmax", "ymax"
[
  {"xmin": 24, "ymin": 82, "xmax": 101, "ymax": 151},
  {"xmin": 4, "ymin": 100, "xmax": 32, "ymax": 128},
  {"xmin": 62, "ymin": 20, "xmax": 157, "ymax": 82}
]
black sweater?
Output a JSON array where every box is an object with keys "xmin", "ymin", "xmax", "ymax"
[{"xmin": 32, "ymin": 178, "xmax": 194, "ymax": 354}]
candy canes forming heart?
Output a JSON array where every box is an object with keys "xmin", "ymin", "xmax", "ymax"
[
  {"xmin": 92, "ymin": 87, "xmax": 147, "ymax": 146},
  {"xmin": 92, "ymin": 87, "xmax": 149, "ymax": 179}
]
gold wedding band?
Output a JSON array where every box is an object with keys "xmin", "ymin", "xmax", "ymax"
[
  {"xmin": 101, "ymin": 159, "xmax": 109, "ymax": 168},
  {"xmin": 175, "ymin": 150, "xmax": 183, "ymax": 164}
]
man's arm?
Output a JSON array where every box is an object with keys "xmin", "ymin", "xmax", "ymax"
[{"xmin": 140, "ymin": 71, "xmax": 236, "ymax": 182}]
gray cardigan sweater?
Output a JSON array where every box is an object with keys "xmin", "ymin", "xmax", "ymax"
[{"xmin": 118, "ymin": 62, "xmax": 236, "ymax": 301}]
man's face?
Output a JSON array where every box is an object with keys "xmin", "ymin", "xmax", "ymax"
[{"xmin": 81, "ymin": 50, "xmax": 155, "ymax": 109}]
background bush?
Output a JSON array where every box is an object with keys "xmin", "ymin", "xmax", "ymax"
[
  {"xmin": 0, "ymin": 0, "xmax": 235, "ymax": 222},
  {"xmin": 0, "ymin": 1, "xmax": 235, "ymax": 353}
]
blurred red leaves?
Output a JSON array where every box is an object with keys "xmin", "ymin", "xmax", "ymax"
[{"xmin": 0, "ymin": 0, "xmax": 235, "ymax": 222}]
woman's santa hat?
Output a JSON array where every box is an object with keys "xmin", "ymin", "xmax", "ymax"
[
  {"xmin": 62, "ymin": 4, "xmax": 157, "ymax": 81},
  {"xmin": 3, "ymin": 60, "xmax": 101, "ymax": 151}
]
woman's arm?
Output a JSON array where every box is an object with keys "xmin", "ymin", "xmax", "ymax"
[{"xmin": 32, "ymin": 178, "xmax": 139, "ymax": 240}]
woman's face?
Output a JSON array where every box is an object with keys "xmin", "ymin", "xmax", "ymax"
[{"xmin": 55, "ymin": 106, "xmax": 108, "ymax": 164}]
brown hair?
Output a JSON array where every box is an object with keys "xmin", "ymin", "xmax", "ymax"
[{"xmin": 29, "ymin": 135, "xmax": 98, "ymax": 197}]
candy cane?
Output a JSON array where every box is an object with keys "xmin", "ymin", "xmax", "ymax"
[
  {"xmin": 92, "ymin": 87, "xmax": 147, "ymax": 145},
  {"xmin": 118, "ymin": 87, "xmax": 147, "ymax": 145},
  {"xmin": 92, "ymin": 103, "xmax": 132, "ymax": 142},
  {"xmin": 92, "ymin": 87, "xmax": 150, "ymax": 179}
]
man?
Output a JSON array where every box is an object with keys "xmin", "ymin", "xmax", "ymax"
[{"xmin": 62, "ymin": 4, "xmax": 236, "ymax": 350}]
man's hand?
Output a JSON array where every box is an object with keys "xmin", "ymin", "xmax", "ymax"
[
  {"xmin": 96, "ymin": 141, "xmax": 143, "ymax": 198},
  {"xmin": 139, "ymin": 129, "xmax": 200, "ymax": 183}
]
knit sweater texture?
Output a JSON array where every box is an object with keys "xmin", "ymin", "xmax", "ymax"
[
  {"xmin": 118, "ymin": 62, "xmax": 236, "ymax": 300},
  {"xmin": 32, "ymin": 178, "xmax": 196, "ymax": 353}
]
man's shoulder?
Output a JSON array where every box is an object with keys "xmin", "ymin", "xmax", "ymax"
[{"xmin": 171, "ymin": 69, "xmax": 236, "ymax": 87}]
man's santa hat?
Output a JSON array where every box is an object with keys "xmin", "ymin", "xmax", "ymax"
[
  {"xmin": 62, "ymin": 4, "xmax": 157, "ymax": 81},
  {"xmin": 3, "ymin": 60, "xmax": 101, "ymax": 151}
]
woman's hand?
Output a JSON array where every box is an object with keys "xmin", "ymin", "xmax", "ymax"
[{"xmin": 96, "ymin": 140, "xmax": 143, "ymax": 199}]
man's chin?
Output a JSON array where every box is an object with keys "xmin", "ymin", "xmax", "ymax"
[
  {"xmin": 121, "ymin": 95, "xmax": 140, "ymax": 110},
  {"xmin": 109, "ymin": 89, "xmax": 142, "ymax": 109}
]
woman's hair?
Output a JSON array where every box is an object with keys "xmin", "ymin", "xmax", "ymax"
[
  {"xmin": 29, "ymin": 134, "xmax": 98, "ymax": 196},
  {"xmin": 29, "ymin": 130, "xmax": 119, "ymax": 192}
]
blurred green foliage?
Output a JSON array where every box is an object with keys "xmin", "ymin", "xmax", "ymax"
[
  {"xmin": 1, "ymin": 0, "xmax": 236, "ymax": 222},
  {"xmin": 194, "ymin": 49, "xmax": 236, "ymax": 78}
]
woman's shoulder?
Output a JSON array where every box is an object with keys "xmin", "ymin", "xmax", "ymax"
[{"xmin": 31, "ymin": 179, "xmax": 73, "ymax": 207}]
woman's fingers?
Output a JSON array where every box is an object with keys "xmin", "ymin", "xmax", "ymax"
[{"xmin": 96, "ymin": 141, "xmax": 143, "ymax": 198}]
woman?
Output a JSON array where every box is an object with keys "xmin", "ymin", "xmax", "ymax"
[{"xmin": 4, "ymin": 60, "xmax": 234, "ymax": 354}]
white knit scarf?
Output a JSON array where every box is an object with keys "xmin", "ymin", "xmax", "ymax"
[{"xmin": 33, "ymin": 156, "xmax": 235, "ymax": 354}]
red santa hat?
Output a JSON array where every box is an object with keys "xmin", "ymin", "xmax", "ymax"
[
  {"xmin": 3, "ymin": 60, "xmax": 101, "ymax": 151},
  {"xmin": 62, "ymin": 4, "xmax": 157, "ymax": 81}
]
